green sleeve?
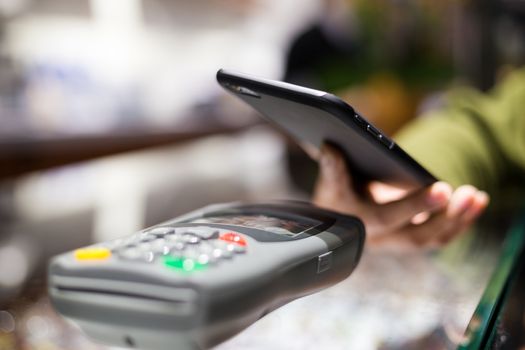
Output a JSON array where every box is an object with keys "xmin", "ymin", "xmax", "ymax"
[{"xmin": 395, "ymin": 69, "xmax": 525, "ymax": 196}]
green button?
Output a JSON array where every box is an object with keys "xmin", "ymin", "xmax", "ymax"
[{"xmin": 164, "ymin": 256, "xmax": 206, "ymax": 272}]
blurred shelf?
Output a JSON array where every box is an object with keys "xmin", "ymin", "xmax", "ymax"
[{"xmin": 0, "ymin": 121, "xmax": 255, "ymax": 180}]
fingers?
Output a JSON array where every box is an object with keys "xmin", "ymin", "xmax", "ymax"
[
  {"xmin": 312, "ymin": 144, "xmax": 357, "ymax": 211},
  {"xmin": 437, "ymin": 186, "xmax": 489, "ymax": 242},
  {"xmin": 446, "ymin": 185, "xmax": 479, "ymax": 217},
  {"xmin": 369, "ymin": 185, "xmax": 490, "ymax": 250},
  {"xmin": 369, "ymin": 181, "xmax": 452, "ymax": 231},
  {"xmin": 462, "ymin": 189, "xmax": 489, "ymax": 222},
  {"xmin": 311, "ymin": 142, "xmax": 490, "ymax": 252},
  {"xmin": 368, "ymin": 211, "xmax": 457, "ymax": 250}
]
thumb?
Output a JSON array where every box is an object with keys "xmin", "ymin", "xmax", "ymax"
[{"xmin": 312, "ymin": 144, "xmax": 356, "ymax": 209}]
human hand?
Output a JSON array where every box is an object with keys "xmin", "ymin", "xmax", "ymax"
[{"xmin": 312, "ymin": 144, "xmax": 489, "ymax": 251}]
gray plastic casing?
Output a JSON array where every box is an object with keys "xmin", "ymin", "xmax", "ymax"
[{"xmin": 48, "ymin": 201, "xmax": 365, "ymax": 350}]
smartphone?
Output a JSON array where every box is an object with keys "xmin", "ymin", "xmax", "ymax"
[{"xmin": 217, "ymin": 69, "xmax": 437, "ymax": 191}]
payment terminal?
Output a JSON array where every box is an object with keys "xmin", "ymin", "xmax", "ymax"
[{"xmin": 48, "ymin": 201, "xmax": 365, "ymax": 350}]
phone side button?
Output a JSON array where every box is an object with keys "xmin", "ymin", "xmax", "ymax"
[
  {"xmin": 354, "ymin": 114, "xmax": 368, "ymax": 128},
  {"xmin": 379, "ymin": 134, "xmax": 394, "ymax": 149},
  {"xmin": 366, "ymin": 124, "xmax": 381, "ymax": 138}
]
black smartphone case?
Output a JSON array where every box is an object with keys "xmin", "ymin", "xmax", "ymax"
[{"xmin": 217, "ymin": 69, "xmax": 437, "ymax": 191}]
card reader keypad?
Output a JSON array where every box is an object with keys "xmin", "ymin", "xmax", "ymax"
[{"xmin": 76, "ymin": 226, "xmax": 248, "ymax": 273}]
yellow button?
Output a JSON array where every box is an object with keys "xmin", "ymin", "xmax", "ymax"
[{"xmin": 74, "ymin": 247, "xmax": 111, "ymax": 261}]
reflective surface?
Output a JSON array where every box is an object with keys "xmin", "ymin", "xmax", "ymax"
[
  {"xmin": 218, "ymin": 228, "xmax": 503, "ymax": 350},
  {"xmin": 459, "ymin": 216, "xmax": 525, "ymax": 350}
]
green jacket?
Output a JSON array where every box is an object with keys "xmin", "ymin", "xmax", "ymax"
[{"xmin": 396, "ymin": 69, "xmax": 525, "ymax": 204}]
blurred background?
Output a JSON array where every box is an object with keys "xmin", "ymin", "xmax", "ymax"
[{"xmin": 0, "ymin": 0, "xmax": 524, "ymax": 349}]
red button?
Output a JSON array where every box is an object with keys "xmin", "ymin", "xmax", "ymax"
[{"xmin": 219, "ymin": 232, "xmax": 247, "ymax": 246}]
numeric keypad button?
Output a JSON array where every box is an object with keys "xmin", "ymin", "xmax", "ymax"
[
  {"xmin": 139, "ymin": 235, "xmax": 157, "ymax": 243},
  {"xmin": 182, "ymin": 234, "xmax": 201, "ymax": 244},
  {"xmin": 112, "ymin": 225, "xmax": 248, "ymax": 267},
  {"xmin": 167, "ymin": 241, "xmax": 186, "ymax": 253},
  {"xmin": 148, "ymin": 227, "xmax": 174, "ymax": 237},
  {"xmin": 185, "ymin": 227, "xmax": 219, "ymax": 240},
  {"xmin": 118, "ymin": 247, "xmax": 154, "ymax": 262},
  {"xmin": 212, "ymin": 240, "xmax": 235, "ymax": 259},
  {"xmin": 141, "ymin": 240, "xmax": 170, "ymax": 256}
]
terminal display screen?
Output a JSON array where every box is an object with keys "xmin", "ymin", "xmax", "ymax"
[{"xmin": 191, "ymin": 214, "xmax": 321, "ymax": 237}]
